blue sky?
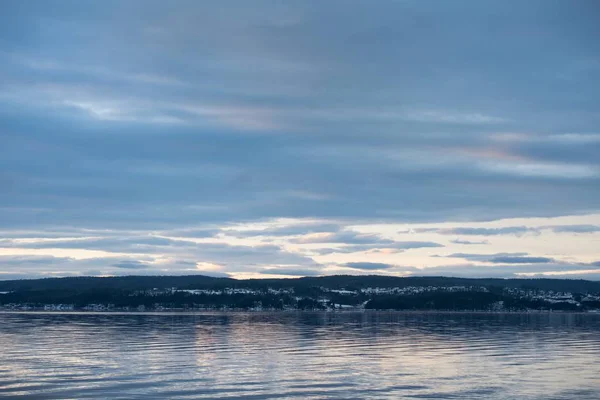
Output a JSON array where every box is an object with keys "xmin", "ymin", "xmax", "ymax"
[{"xmin": 1, "ymin": 0, "xmax": 599, "ymax": 280}]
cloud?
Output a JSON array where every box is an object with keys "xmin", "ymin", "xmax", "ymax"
[
  {"xmin": 428, "ymin": 224, "xmax": 600, "ymax": 237},
  {"xmin": 0, "ymin": 234, "xmax": 315, "ymax": 267},
  {"xmin": 0, "ymin": 236, "xmax": 319, "ymax": 278},
  {"xmin": 0, "ymin": 236, "xmax": 189, "ymax": 251},
  {"xmin": 480, "ymin": 161, "xmax": 599, "ymax": 179},
  {"xmin": 434, "ymin": 226, "xmax": 539, "ymax": 236},
  {"xmin": 112, "ymin": 260, "xmax": 151, "ymax": 269},
  {"xmin": 398, "ymin": 109, "xmax": 506, "ymax": 125},
  {"xmin": 1, "ymin": 1, "xmax": 599, "ymax": 236},
  {"xmin": 160, "ymin": 229, "xmax": 221, "ymax": 238},
  {"xmin": 291, "ymin": 230, "xmax": 391, "ymax": 245},
  {"xmin": 290, "ymin": 230, "xmax": 443, "ymax": 252},
  {"xmin": 0, "ymin": 255, "xmax": 74, "ymax": 266},
  {"xmin": 344, "ymin": 262, "xmax": 394, "ymax": 271},
  {"xmin": 548, "ymin": 225, "xmax": 600, "ymax": 234},
  {"xmin": 450, "ymin": 239, "xmax": 489, "ymax": 245},
  {"xmin": 0, "ymin": 254, "xmax": 235, "ymax": 280},
  {"xmin": 0, "ymin": 2, "xmax": 599, "ymax": 279},
  {"xmin": 514, "ymin": 271, "xmax": 600, "ymax": 280},
  {"xmin": 444, "ymin": 252, "xmax": 555, "ymax": 264},
  {"xmin": 224, "ymin": 222, "xmax": 342, "ymax": 238},
  {"xmin": 488, "ymin": 256, "xmax": 554, "ymax": 264},
  {"xmin": 0, "ymin": 255, "xmax": 156, "ymax": 276},
  {"xmin": 414, "ymin": 261, "xmax": 600, "ymax": 279},
  {"xmin": 259, "ymin": 268, "xmax": 322, "ymax": 276},
  {"xmin": 307, "ymin": 240, "xmax": 443, "ymax": 255},
  {"xmin": 446, "ymin": 252, "xmax": 527, "ymax": 261},
  {"xmin": 389, "ymin": 241, "xmax": 444, "ymax": 249}
]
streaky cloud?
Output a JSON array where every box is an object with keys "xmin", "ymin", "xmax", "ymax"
[
  {"xmin": 259, "ymin": 268, "xmax": 322, "ymax": 276},
  {"xmin": 488, "ymin": 256, "xmax": 554, "ymax": 264},
  {"xmin": 548, "ymin": 225, "xmax": 600, "ymax": 234},
  {"xmin": 345, "ymin": 262, "xmax": 394, "ymax": 271},
  {"xmin": 450, "ymin": 238, "xmax": 490, "ymax": 245},
  {"xmin": 435, "ymin": 226, "xmax": 538, "ymax": 236}
]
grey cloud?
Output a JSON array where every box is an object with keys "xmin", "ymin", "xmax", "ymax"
[
  {"xmin": 390, "ymin": 241, "xmax": 444, "ymax": 249},
  {"xmin": 259, "ymin": 268, "xmax": 322, "ymax": 276},
  {"xmin": 311, "ymin": 246, "xmax": 370, "ymax": 256},
  {"xmin": 0, "ymin": 236, "xmax": 317, "ymax": 278},
  {"xmin": 291, "ymin": 230, "xmax": 392, "ymax": 245},
  {"xmin": 291, "ymin": 228, "xmax": 443, "ymax": 249},
  {"xmin": 311, "ymin": 241, "xmax": 443, "ymax": 255},
  {"xmin": 445, "ymin": 252, "xmax": 528, "ymax": 262},
  {"xmin": 430, "ymin": 224, "xmax": 600, "ymax": 237},
  {"xmin": 0, "ymin": 254, "xmax": 234, "ymax": 280},
  {"xmin": 520, "ymin": 273, "xmax": 600, "ymax": 280},
  {"xmin": 436, "ymin": 226, "xmax": 539, "ymax": 236},
  {"xmin": 415, "ymin": 261, "xmax": 599, "ymax": 279},
  {"xmin": 444, "ymin": 252, "xmax": 556, "ymax": 265},
  {"xmin": 0, "ymin": 228, "xmax": 442, "ymax": 262},
  {"xmin": 0, "ymin": 1, "xmax": 599, "ymax": 236},
  {"xmin": 223, "ymin": 222, "xmax": 342, "ymax": 238},
  {"xmin": 0, "ymin": 255, "xmax": 74, "ymax": 265},
  {"xmin": 0, "ymin": 255, "xmax": 155, "ymax": 275},
  {"xmin": 0, "ymin": 236, "xmax": 195, "ymax": 252},
  {"xmin": 345, "ymin": 262, "xmax": 393, "ymax": 271},
  {"xmin": 411, "ymin": 228, "xmax": 439, "ymax": 233},
  {"xmin": 450, "ymin": 239, "xmax": 489, "ymax": 245},
  {"xmin": 0, "ymin": 1, "xmax": 599, "ymax": 279},
  {"xmin": 312, "ymin": 245, "xmax": 399, "ymax": 256},
  {"xmin": 488, "ymin": 256, "xmax": 554, "ymax": 264},
  {"xmin": 548, "ymin": 225, "xmax": 600, "ymax": 234},
  {"xmin": 184, "ymin": 243, "xmax": 316, "ymax": 268},
  {"xmin": 500, "ymin": 133, "xmax": 600, "ymax": 166},
  {"xmin": 174, "ymin": 260, "xmax": 199, "ymax": 266},
  {"xmin": 0, "ymin": 230, "xmax": 105, "ymax": 239},
  {"xmin": 190, "ymin": 271, "xmax": 232, "ymax": 278},
  {"xmin": 160, "ymin": 229, "xmax": 221, "ymax": 238},
  {"xmin": 0, "ymin": 235, "xmax": 314, "ymax": 268},
  {"xmin": 112, "ymin": 261, "xmax": 151, "ymax": 270}
]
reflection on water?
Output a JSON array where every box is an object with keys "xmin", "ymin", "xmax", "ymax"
[{"xmin": 1, "ymin": 312, "xmax": 599, "ymax": 399}]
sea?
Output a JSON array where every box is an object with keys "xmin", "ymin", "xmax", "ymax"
[{"xmin": 1, "ymin": 311, "xmax": 599, "ymax": 399}]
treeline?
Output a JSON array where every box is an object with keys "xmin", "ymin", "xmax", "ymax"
[
  {"xmin": 1, "ymin": 274, "xmax": 600, "ymax": 311},
  {"xmin": 1, "ymin": 274, "xmax": 600, "ymax": 293},
  {"xmin": 365, "ymin": 292, "xmax": 582, "ymax": 311},
  {"xmin": 0, "ymin": 290, "xmax": 323, "ymax": 310},
  {"xmin": 0, "ymin": 289, "xmax": 589, "ymax": 311}
]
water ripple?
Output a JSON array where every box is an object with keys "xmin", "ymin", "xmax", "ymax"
[{"xmin": 1, "ymin": 312, "xmax": 600, "ymax": 399}]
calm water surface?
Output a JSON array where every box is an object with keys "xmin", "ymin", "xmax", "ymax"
[{"xmin": 1, "ymin": 312, "xmax": 599, "ymax": 399}]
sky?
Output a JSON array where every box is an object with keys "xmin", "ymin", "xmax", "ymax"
[{"xmin": 1, "ymin": 0, "xmax": 599, "ymax": 280}]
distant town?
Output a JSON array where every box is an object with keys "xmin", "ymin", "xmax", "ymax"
[{"xmin": 1, "ymin": 275, "xmax": 600, "ymax": 312}]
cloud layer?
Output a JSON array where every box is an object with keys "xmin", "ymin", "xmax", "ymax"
[{"xmin": 1, "ymin": 1, "xmax": 599, "ymax": 279}]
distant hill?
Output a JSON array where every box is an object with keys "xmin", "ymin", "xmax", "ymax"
[
  {"xmin": 1, "ymin": 274, "xmax": 599, "ymax": 293},
  {"xmin": 2, "ymin": 274, "xmax": 600, "ymax": 312}
]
